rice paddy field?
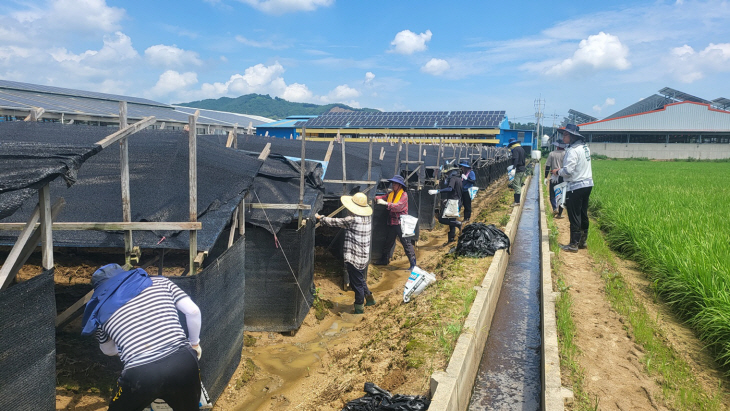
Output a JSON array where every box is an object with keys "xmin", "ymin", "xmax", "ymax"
[{"xmin": 589, "ymin": 160, "xmax": 730, "ymax": 371}]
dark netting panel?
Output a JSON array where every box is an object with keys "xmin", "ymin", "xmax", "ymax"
[
  {"xmin": 419, "ymin": 181, "xmax": 438, "ymax": 230},
  {"xmin": 169, "ymin": 236, "xmax": 246, "ymax": 404},
  {"xmin": 369, "ymin": 186, "xmax": 420, "ymax": 263},
  {"xmin": 245, "ymin": 154, "xmax": 324, "ymax": 235},
  {"xmin": 0, "ymin": 269, "xmax": 56, "ymax": 411},
  {"xmin": 244, "ymin": 220, "xmax": 315, "ymax": 332},
  {"xmin": 0, "ymin": 141, "xmax": 100, "ymax": 219},
  {"xmin": 0, "ymin": 122, "xmax": 262, "ymax": 251}
]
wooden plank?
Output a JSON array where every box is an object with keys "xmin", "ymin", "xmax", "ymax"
[
  {"xmin": 394, "ymin": 137, "xmax": 402, "ymax": 177},
  {"xmin": 250, "ymin": 204, "xmax": 311, "ymax": 210},
  {"xmin": 0, "ymin": 205, "xmax": 41, "ymax": 291},
  {"xmin": 298, "ymin": 126, "xmax": 306, "ymax": 227},
  {"xmin": 194, "ymin": 251, "xmax": 206, "ymax": 265},
  {"xmin": 228, "ymin": 207, "xmax": 238, "ymax": 248},
  {"xmin": 257, "ymin": 143, "xmax": 271, "ymax": 160},
  {"xmin": 225, "ymin": 130, "xmax": 235, "ymax": 148},
  {"xmin": 405, "ymin": 165, "xmax": 421, "ymax": 182},
  {"xmin": 379, "ymin": 147, "xmax": 385, "ymax": 161},
  {"xmin": 233, "ymin": 124, "xmax": 238, "ymax": 149},
  {"xmin": 368, "ymin": 137, "xmax": 373, "ymax": 181},
  {"xmin": 322, "ymin": 180, "xmax": 377, "ymax": 185},
  {"xmin": 238, "ymin": 198, "xmax": 245, "ymax": 236},
  {"xmin": 323, "ymin": 140, "xmax": 335, "ymax": 162},
  {"xmin": 341, "ymin": 139, "xmax": 347, "ymax": 196},
  {"xmin": 0, "ymin": 222, "xmax": 202, "ymax": 231},
  {"xmin": 38, "ymin": 185, "xmax": 53, "ymax": 269},
  {"xmin": 119, "ymin": 101, "xmax": 133, "ymax": 267},
  {"xmin": 189, "ymin": 114, "xmax": 198, "ymax": 275},
  {"xmin": 8, "ymin": 199, "xmax": 64, "ymax": 281},
  {"xmin": 95, "ymin": 116, "xmax": 156, "ymax": 149},
  {"xmin": 55, "ymin": 290, "xmax": 93, "ymax": 329}
]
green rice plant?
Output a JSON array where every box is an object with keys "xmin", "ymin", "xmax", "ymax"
[{"xmin": 591, "ymin": 161, "xmax": 730, "ymax": 373}]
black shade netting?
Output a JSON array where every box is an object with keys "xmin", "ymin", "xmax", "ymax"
[
  {"xmin": 342, "ymin": 382, "xmax": 430, "ymax": 411},
  {"xmin": 0, "ymin": 140, "xmax": 100, "ymax": 220},
  {"xmin": 0, "ymin": 269, "xmax": 56, "ymax": 411},
  {"xmin": 169, "ymin": 235, "xmax": 246, "ymax": 404},
  {"xmin": 243, "ymin": 219, "xmax": 315, "ymax": 332},
  {"xmin": 245, "ymin": 154, "xmax": 324, "ymax": 235},
  {"xmin": 454, "ymin": 223, "xmax": 510, "ymax": 257},
  {"xmin": 220, "ymin": 135, "xmax": 385, "ymax": 201},
  {"xmin": 0, "ymin": 122, "xmax": 262, "ymax": 251},
  {"xmin": 418, "ymin": 180, "xmax": 438, "ymax": 230}
]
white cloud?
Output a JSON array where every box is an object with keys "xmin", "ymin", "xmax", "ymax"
[
  {"xmin": 47, "ymin": 0, "xmax": 125, "ymax": 33},
  {"xmin": 592, "ymin": 97, "xmax": 616, "ymax": 113},
  {"xmin": 238, "ymin": 0, "xmax": 334, "ymax": 14},
  {"xmin": 421, "ymin": 58, "xmax": 450, "ymax": 75},
  {"xmin": 322, "ymin": 84, "xmax": 360, "ymax": 103},
  {"xmin": 150, "ymin": 70, "xmax": 198, "ymax": 96},
  {"xmin": 145, "ymin": 44, "xmax": 203, "ymax": 68},
  {"xmin": 546, "ymin": 32, "xmax": 630, "ymax": 76},
  {"xmin": 49, "ymin": 32, "xmax": 138, "ymax": 64},
  {"xmin": 282, "ymin": 83, "xmax": 313, "ymax": 102},
  {"xmin": 364, "ymin": 72, "xmax": 375, "ymax": 84},
  {"xmin": 667, "ymin": 42, "xmax": 730, "ymax": 83},
  {"xmin": 389, "ymin": 29, "xmax": 432, "ymax": 55},
  {"xmin": 234, "ymin": 35, "xmax": 289, "ymax": 50}
]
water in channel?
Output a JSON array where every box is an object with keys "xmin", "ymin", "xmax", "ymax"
[{"xmin": 468, "ymin": 173, "xmax": 542, "ymax": 410}]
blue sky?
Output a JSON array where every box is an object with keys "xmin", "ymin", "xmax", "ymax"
[{"xmin": 1, "ymin": 0, "xmax": 728, "ymax": 123}]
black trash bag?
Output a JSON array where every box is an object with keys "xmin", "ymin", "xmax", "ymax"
[
  {"xmin": 454, "ymin": 222, "xmax": 510, "ymax": 257},
  {"xmin": 342, "ymin": 382, "xmax": 430, "ymax": 411}
]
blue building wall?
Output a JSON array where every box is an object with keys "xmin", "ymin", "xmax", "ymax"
[{"xmin": 497, "ymin": 129, "xmax": 535, "ymax": 148}]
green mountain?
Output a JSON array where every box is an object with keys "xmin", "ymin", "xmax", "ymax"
[{"xmin": 176, "ymin": 94, "xmax": 379, "ymax": 120}]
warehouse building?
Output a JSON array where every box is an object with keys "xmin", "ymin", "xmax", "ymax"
[
  {"xmin": 0, "ymin": 79, "xmax": 272, "ymax": 134},
  {"xmin": 562, "ymin": 87, "xmax": 730, "ymax": 159}
]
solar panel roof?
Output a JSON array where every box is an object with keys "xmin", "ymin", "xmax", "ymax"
[
  {"xmin": 303, "ymin": 110, "xmax": 505, "ymax": 129},
  {"xmin": 0, "ymin": 79, "xmax": 167, "ymax": 107}
]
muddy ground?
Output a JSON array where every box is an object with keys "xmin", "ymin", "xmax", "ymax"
[{"xmin": 7, "ymin": 175, "xmax": 729, "ymax": 410}]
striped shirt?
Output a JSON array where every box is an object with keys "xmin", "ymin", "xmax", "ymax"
[
  {"xmin": 95, "ymin": 276, "xmax": 191, "ymax": 369},
  {"xmin": 319, "ymin": 215, "xmax": 372, "ymax": 270}
]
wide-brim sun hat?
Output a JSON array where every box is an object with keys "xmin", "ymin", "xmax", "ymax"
[
  {"xmin": 341, "ymin": 192, "xmax": 373, "ymax": 216},
  {"xmin": 560, "ymin": 123, "xmax": 584, "ymax": 139},
  {"xmin": 507, "ymin": 138, "xmax": 519, "ymax": 147},
  {"xmin": 458, "ymin": 162, "xmax": 472, "ymax": 168},
  {"xmin": 387, "ymin": 175, "xmax": 406, "ymax": 187}
]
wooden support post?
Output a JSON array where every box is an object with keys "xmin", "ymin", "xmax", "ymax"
[
  {"xmin": 298, "ymin": 126, "xmax": 306, "ymax": 227},
  {"xmin": 233, "ymin": 124, "xmax": 238, "ymax": 149},
  {"xmin": 394, "ymin": 137, "xmax": 402, "ymax": 177},
  {"xmin": 324, "ymin": 140, "xmax": 335, "ymax": 162},
  {"xmin": 258, "ymin": 143, "xmax": 271, "ymax": 160},
  {"xmin": 0, "ymin": 205, "xmax": 40, "ymax": 290},
  {"xmin": 368, "ymin": 137, "xmax": 373, "ymax": 182},
  {"xmin": 436, "ymin": 138, "xmax": 443, "ymax": 179},
  {"xmin": 379, "ymin": 147, "xmax": 385, "ymax": 161},
  {"xmin": 226, "ymin": 131, "xmax": 235, "ymax": 148},
  {"xmin": 189, "ymin": 111, "xmax": 199, "ymax": 275},
  {"xmin": 238, "ymin": 198, "xmax": 245, "ymax": 236},
  {"xmin": 228, "ymin": 207, "xmax": 238, "ymax": 248},
  {"xmin": 119, "ymin": 101, "xmax": 133, "ymax": 267},
  {"xmin": 38, "ymin": 184, "xmax": 53, "ymax": 269},
  {"xmin": 341, "ymin": 139, "xmax": 347, "ymax": 196},
  {"xmin": 96, "ymin": 116, "xmax": 156, "ymax": 149}
]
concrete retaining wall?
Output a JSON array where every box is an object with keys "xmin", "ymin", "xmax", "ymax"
[
  {"xmin": 588, "ymin": 143, "xmax": 730, "ymax": 160},
  {"xmin": 428, "ymin": 176, "xmax": 529, "ymax": 410}
]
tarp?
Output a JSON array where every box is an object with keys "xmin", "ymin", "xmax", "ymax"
[
  {"xmin": 0, "ymin": 122, "xmax": 263, "ymax": 251},
  {"xmin": 0, "ymin": 140, "xmax": 100, "ymax": 219}
]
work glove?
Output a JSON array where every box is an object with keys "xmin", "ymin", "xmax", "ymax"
[
  {"xmin": 376, "ymin": 199, "xmax": 387, "ymax": 205},
  {"xmin": 314, "ymin": 213, "xmax": 322, "ymax": 219},
  {"xmin": 191, "ymin": 344, "xmax": 202, "ymax": 360},
  {"xmin": 461, "ymin": 174, "xmax": 467, "ymax": 180},
  {"xmin": 428, "ymin": 189, "xmax": 438, "ymax": 195}
]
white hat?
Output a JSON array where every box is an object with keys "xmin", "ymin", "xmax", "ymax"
[{"xmin": 340, "ymin": 192, "xmax": 372, "ymax": 216}]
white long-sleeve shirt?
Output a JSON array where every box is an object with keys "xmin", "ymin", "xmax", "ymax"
[{"xmin": 558, "ymin": 141, "xmax": 593, "ymax": 192}]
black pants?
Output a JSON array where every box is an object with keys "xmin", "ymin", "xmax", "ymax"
[
  {"xmin": 565, "ymin": 186, "xmax": 592, "ymax": 234},
  {"xmin": 382, "ymin": 224, "xmax": 417, "ymax": 267},
  {"xmin": 109, "ymin": 345, "xmax": 200, "ymax": 411},
  {"xmin": 437, "ymin": 216, "xmax": 460, "ymax": 241},
  {"xmin": 346, "ymin": 262, "xmax": 371, "ymax": 305},
  {"xmin": 461, "ymin": 191, "xmax": 472, "ymax": 220}
]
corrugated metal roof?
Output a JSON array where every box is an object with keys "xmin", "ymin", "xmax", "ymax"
[
  {"xmin": 580, "ymin": 101, "xmax": 730, "ymax": 132},
  {"xmin": 603, "ymin": 94, "xmax": 674, "ymax": 119},
  {"xmin": 257, "ymin": 119, "xmax": 304, "ymax": 128},
  {"xmin": 172, "ymin": 106, "xmax": 273, "ymax": 127},
  {"xmin": 0, "ymin": 79, "xmax": 167, "ymax": 107}
]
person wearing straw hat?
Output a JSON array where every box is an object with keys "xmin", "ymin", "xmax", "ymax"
[
  {"xmin": 459, "ymin": 161, "xmax": 476, "ymax": 222},
  {"xmin": 507, "ymin": 138, "xmax": 526, "ymax": 206},
  {"xmin": 551, "ymin": 123, "xmax": 594, "ymax": 252},
  {"xmin": 373, "ymin": 175, "xmax": 418, "ymax": 270},
  {"xmin": 545, "ymin": 141, "xmax": 566, "ymax": 219},
  {"xmin": 315, "ymin": 192, "xmax": 375, "ymax": 314}
]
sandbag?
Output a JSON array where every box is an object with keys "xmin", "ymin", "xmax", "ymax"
[
  {"xmin": 454, "ymin": 223, "xmax": 510, "ymax": 258},
  {"xmin": 342, "ymin": 382, "xmax": 430, "ymax": 411},
  {"xmin": 403, "ymin": 267, "xmax": 436, "ymax": 303}
]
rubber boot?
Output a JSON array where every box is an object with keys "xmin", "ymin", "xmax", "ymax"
[
  {"xmin": 560, "ymin": 232, "xmax": 580, "ymax": 253},
  {"xmin": 578, "ymin": 230, "xmax": 588, "ymax": 249},
  {"xmin": 365, "ymin": 294, "xmax": 376, "ymax": 307},
  {"xmin": 353, "ymin": 304, "xmax": 364, "ymax": 314},
  {"xmin": 512, "ymin": 193, "xmax": 521, "ymax": 206}
]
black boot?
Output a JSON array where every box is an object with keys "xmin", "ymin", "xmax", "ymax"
[
  {"xmin": 560, "ymin": 232, "xmax": 580, "ymax": 253},
  {"xmin": 512, "ymin": 193, "xmax": 521, "ymax": 206},
  {"xmin": 578, "ymin": 230, "xmax": 588, "ymax": 249}
]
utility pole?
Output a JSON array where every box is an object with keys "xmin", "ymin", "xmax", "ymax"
[{"xmin": 534, "ymin": 96, "xmax": 545, "ymax": 150}]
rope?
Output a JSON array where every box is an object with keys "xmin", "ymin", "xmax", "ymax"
[{"xmin": 251, "ymin": 190, "xmax": 312, "ymax": 308}]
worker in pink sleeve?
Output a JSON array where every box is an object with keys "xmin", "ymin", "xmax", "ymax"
[{"xmin": 374, "ymin": 175, "xmax": 417, "ymax": 269}]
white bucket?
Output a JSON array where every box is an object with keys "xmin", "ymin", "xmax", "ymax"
[{"xmin": 531, "ymin": 150, "xmax": 542, "ymax": 160}]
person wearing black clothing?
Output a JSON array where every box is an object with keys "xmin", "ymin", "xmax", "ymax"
[
  {"xmin": 507, "ymin": 138, "xmax": 526, "ymax": 206},
  {"xmin": 429, "ymin": 167, "xmax": 463, "ymax": 244},
  {"xmin": 459, "ymin": 162, "xmax": 476, "ymax": 222}
]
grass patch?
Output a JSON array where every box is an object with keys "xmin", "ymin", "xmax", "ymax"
[
  {"xmin": 235, "ymin": 358, "xmax": 258, "ymax": 390},
  {"xmin": 312, "ymin": 287, "xmax": 334, "ymax": 321}
]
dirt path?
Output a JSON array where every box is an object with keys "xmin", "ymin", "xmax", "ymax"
[{"xmin": 553, "ymin": 216, "xmax": 729, "ymax": 410}]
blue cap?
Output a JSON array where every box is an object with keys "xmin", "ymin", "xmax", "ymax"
[
  {"xmin": 91, "ymin": 263, "xmax": 126, "ymax": 289},
  {"xmin": 507, "ymin": 138, "xmax": 519, "ymax": 147},
  {"xmin": 387, "ymin": 175, "xmax": 406, "ymax": 187},
  {"xmin": 458, "ymin": 162, "xmax": 471, "ymax": 168}
]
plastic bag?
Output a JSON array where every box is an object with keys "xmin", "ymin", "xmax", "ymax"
[
  {"xmin": 468, "ymin": 186, "xmax": 478, "ymax": 200},
  {"xmin": 454, "ymin": 223, "xmax": 510, "ymax": 258},
  {"xmin": 508, "ymin": 168, "xmax": 515, "ymax": 182},
  {"xmin": 553, "ymin": 182, "xmax": 567, "ymax": 208},
  {"xmin": 400, "ymin": 214, "xmax": 418, "ymax": 238},
  {"xmin": 342, "ymin": 382, "xmax": 430, "ymax": 411},
  {"xmin": 403, "ymin": 267, "xmax": 436, "ymax": 303},
  {"xmin": 442, "ymin": 199, "xmax": 460, "ymax": 218}
]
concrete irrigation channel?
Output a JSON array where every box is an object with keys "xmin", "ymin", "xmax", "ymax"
[{"xmin": 429, "ymin": 165, "xmax": 569, "ymax": 410}]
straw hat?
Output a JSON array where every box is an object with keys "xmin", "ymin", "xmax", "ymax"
[{"xmin": 340, "ymin": 192, "xmax": 372, "ymax": 216}]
